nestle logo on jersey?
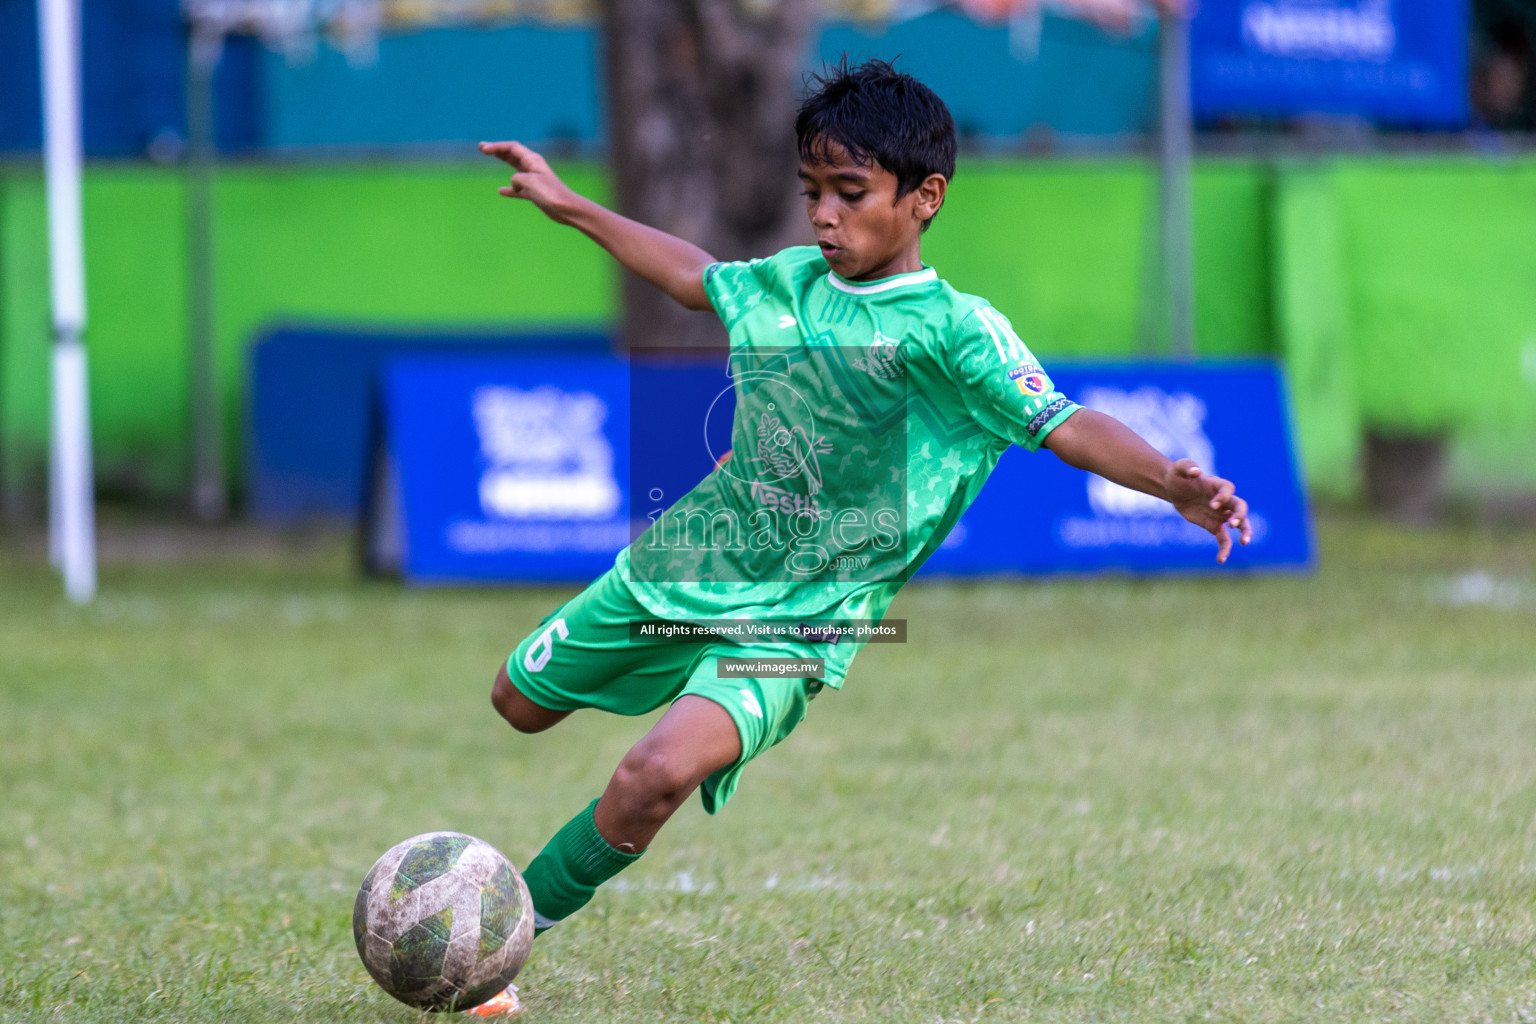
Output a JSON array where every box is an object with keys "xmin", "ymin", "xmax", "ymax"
[
  {"xmin": 750, "ymin": 480, "xmax": 822, "ymax": 517},
  {"xmin": 1008, "ymin": 364, "xmax": 1049, "ymax": 396}
]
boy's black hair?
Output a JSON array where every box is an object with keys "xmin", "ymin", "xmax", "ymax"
[{"xmin": 795, "ymin": 58, "xmax": 957, "ymax": 220}]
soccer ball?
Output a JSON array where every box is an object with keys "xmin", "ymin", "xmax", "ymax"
[{"xmin": 353, "ymin": 831, "xmax": 534, "ymax": 1012}]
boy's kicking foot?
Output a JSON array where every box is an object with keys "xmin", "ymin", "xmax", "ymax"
[{"xmin": 464, "ymin": 981, "xmax": 523, "ymax": 1017}]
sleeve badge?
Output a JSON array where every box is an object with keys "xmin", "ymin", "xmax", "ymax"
[{"xmin": 1008, "ymin": 364, "xmax": 1049, "ymax": 396}]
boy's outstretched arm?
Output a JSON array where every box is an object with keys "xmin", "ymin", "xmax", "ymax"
[
  {"xmin": 1042, "ymin": 408, "xmax": 1253, "ymax": 563},
  {"xmin": 480, "ymin": 140, "xmax": 715, "ymax": 312}
]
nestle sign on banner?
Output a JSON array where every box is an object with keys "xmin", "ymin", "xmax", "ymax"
[
  {"xmin": 1190, "ymin": 0, "xmax": 1468, "ymax": 126},
  {"xmin": 1243, "ymin": 0, "xmax": 1396, "ymax": 61}
]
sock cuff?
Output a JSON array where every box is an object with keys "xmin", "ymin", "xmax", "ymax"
[{"xmin": 566, "ymin": 799, "xmax": 644, "ymax": 879}]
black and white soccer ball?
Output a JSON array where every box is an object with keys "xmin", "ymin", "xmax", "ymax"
[{"xmin": 353, "ymin": 831, "xmax": 534, "ymax": 1012}]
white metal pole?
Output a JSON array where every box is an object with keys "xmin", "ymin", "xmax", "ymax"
[{"xmin": 39, "ymin": 0, "xmax": 97, "ymax": 603}]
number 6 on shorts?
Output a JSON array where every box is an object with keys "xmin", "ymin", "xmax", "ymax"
[{"xmin": 523, "ymin": 618, "xmax": 569, "ymax": 673}]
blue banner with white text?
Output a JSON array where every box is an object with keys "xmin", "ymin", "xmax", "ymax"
[
  {"xmin": 919, "ymin": 361, "xmax": 1312, "ymax": 575},
  {"xmin": 383, "ymin": 356, "xmax": 633, "ymax": 583},
  {"xmin": 381, "ymin": 354, "xmax": 1311, "ymax": 583},
  {"xmin": 1189, "ymin": 0, "xmax": 1469, "ymax": 127}
]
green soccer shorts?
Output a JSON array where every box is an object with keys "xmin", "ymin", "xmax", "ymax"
[{"xmin": 505, "ymin": 566, "xmax": 855, "ymax": 813}]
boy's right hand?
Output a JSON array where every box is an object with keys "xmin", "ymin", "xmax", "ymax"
[
  {"xmin": 479, "ymin": 140, "xmax": 581, "ymax": 224},
  {"xmin": 1162, "ymin": 458, "xmax": 1252, "ymax": 564},
  {"xmin": 478, "ymin": 139, "xmax": 716, "ymax": 311}
]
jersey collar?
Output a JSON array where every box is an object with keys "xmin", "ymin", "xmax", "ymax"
[{"xmin": 825, "ymin": 265, "xmax": 938, "ymax": 296}]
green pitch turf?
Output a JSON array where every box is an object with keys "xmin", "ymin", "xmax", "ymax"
[{"xmin": 4, "ymin": 515, "xmax": 1536, "ymax": 1023}]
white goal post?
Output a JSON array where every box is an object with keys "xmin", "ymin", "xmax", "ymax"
[{"xmin": 39, "ymin": 0, "xmax": 95, "ymax": 604}]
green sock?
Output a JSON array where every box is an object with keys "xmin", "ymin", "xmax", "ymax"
[{"xmin": 521, "ymin": 799, "xmax": 643, "ymax": 935}]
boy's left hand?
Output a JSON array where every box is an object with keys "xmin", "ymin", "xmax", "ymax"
[{"xmin": 1163, "ymin": 459, "xmax": 1252, "ymax": 564}]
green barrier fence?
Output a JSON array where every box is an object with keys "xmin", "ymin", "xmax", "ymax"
[{"xmin": 1, "ymin": 156, "xmax": 1533, "ymax": 507}]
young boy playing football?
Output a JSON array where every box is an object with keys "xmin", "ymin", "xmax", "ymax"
[{"xmin": 469, "ymin": 59, "xmax": 1250, "ymax": 1015}]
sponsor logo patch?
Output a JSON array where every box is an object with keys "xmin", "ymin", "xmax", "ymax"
[{"xmin": 1008, "ymin": 365, "xmax": 1049, "ymax": 396}]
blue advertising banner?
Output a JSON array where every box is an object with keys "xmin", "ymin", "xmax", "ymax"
[
  {"xmin": 248, "ymin": 325, "xmax": 609, "ymax": 524},
  {"xmin": 382, "ymin": 355, "xmax": 632, "ymax": 583},
  {"xmin": 920, "ymin": 361, "xmax": 1312, "ymax": 575},
  {"xmin": 1189, "ymin": 0, "xmax": 1469, "ymax": 126},
  {"xmin": 380, "ymin": 354, "xmax": 1310, "ymax": 583}
]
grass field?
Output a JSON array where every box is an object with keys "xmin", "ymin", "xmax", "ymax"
[{"xmin": 3, "ymin": 514, "xmax": 1536, "ymax": 1023}]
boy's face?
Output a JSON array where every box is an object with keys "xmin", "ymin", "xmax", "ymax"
[{"xmin": 798, "ymin": 140, "xmax": 947, "ymax": 282}]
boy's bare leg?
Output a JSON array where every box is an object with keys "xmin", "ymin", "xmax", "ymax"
[
  {"xmin": 594, "ymin": 695, "xmax": 743, "ymax": 852},
  {"xmin": 518, "ymin": 695, "xmax": 742, "ymax": 933},
  {"xmin": 491, "ymin": 663, "xmax": 572, "ymax": 733}
]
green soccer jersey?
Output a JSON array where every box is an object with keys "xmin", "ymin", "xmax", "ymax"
[{"xmin": 618, "ymin": 245, "xmax": 1079, "ymax": 669}]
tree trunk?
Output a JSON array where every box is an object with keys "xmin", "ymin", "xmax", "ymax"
[{"xmin": 599, "ymin": 0, "xmax": 815, "ymax": 350}]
